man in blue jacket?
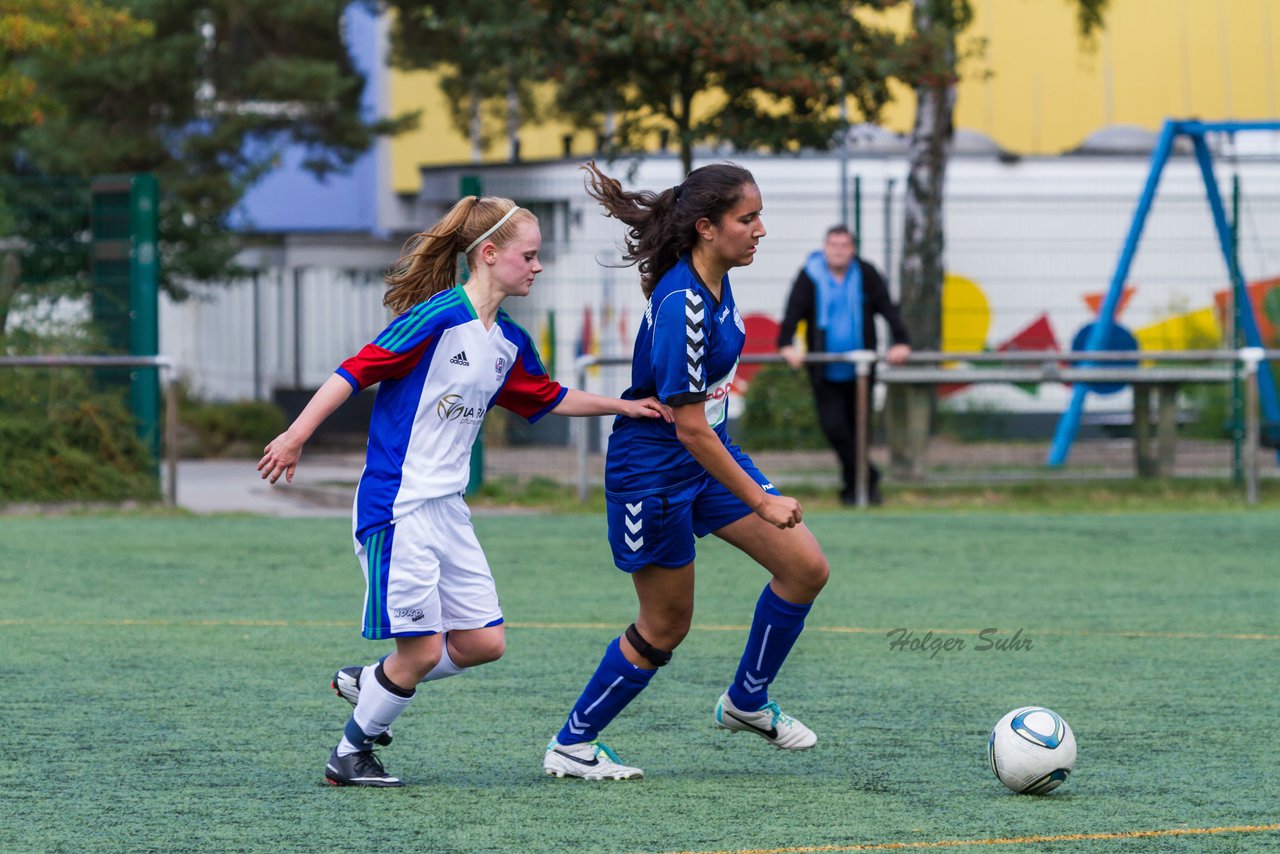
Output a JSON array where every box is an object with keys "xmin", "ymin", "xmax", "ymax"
[{"xmin": 777, "ymin": 225, "xmax": 911, "ymax": 505}]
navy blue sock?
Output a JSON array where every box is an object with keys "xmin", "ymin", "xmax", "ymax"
[
  {"xmin": 727, "ymin": 584, "xmax": 812, "ymax": 711},
  {"xmin": 555, "ymin": 637, "xmax": 656, "ymax": 745}
]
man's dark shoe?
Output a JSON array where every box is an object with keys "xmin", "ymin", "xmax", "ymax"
[{"xmin": 840, "ymin": 488, "xmax": 883, "ymax": 506}]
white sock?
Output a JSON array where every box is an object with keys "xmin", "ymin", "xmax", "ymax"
[
  {"xmin": 336, "ymin": 662, "xmax": 413, "ymax": 757},
  {"xmin": 420, "ymin": 639, "xmax": 466, "ymax": 682}
]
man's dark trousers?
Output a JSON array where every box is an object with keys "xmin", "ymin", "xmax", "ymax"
[{"xmin": 810, "ymin": 374, "xmax": 879, "ymax": 503}]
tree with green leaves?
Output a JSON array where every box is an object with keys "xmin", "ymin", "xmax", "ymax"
[
  {"xmin": 1, "ymin": 0, "xmax": 151, "ymax": 129},
  {"xmin": 3, "ymin": 0, "xmax": 413, "ymax": 301},
  {"xmin": 887, "ymin": 0, "xmax": 1109, "ymax": 476},
  {"xmin": 391, "ymin": 0, "xmax": 898, "ymax": 175},
  {"xmin": 386, "ymin": 0, "xmax": 542, "ymax": 161},
  {"xmin": 541, "ymin": 0, "xmax": 898, "ymax": 174},
  {"xmin": 1, "ymin": 0, "xmax": 152, "ymax": 339}
]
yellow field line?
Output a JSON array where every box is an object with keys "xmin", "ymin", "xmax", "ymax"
[
  {"xmin": 653, "ymin": 822, "xmax": 1280, "ymax": 854},
  {"xmin": 0, "ymin": 618, "xmax": 1275, "ymax": 641}
]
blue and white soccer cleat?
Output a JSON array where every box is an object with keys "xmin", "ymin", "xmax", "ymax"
[
  {"xmin": 543, "ymin": 739, "xmax": 644, "ymax": 780},
  {"xmin": 331, "ymin": 666, "xmax": 392, "ymax": 747},
  {"xmin": 714, "ymin": 691, "xmax": 817, "ymax": 750}
]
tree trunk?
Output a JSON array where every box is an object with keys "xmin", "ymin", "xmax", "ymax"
[
  {"xmin": 888, "ymin": 0, "xmax": 957, "ymax": 479},
  {"xmin": 468, "ymin": 85, "xmax": 482, "ymax": 163},
  {"xmin": 0, "ymin": 249, "xmax": 20, "ymax": 343},
  {"xmin": 506, "ymin": 76, "xmax": 520, "ymax": 162},
  {"xmin": 676, "ymin": 88, "xmax": 695, "ymax": 175}
]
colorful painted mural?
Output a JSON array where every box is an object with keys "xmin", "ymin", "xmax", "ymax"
[{"xmin": 940, "ymin": 275, "xmax": 1280, "ymax": 357}]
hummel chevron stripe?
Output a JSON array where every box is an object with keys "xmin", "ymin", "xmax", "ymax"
[{"xmin": 685, "ymin": 292, "xmax": 706, "ymax": 391}]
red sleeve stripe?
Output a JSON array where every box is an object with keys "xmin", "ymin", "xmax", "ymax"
[
  {"xmin": 496, "ymin": 359, "xmax": 565, "ymax": 422},
  {"xmin": 339, "ymin": 337, "xmax": 432, "ymax": 390}
]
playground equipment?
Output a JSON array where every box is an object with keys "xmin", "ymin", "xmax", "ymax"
[{"xmin": 1048, "ymin": 119, "xmax": 1280, "ymax": 466}]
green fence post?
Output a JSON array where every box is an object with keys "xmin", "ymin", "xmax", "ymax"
[
  {"xmin": 130, "ymin": 174, "xmax": 160, "ymax": 461},
  {"xmin": 90, "ymin": 173, "xmax": 160, "ymax": 463}
]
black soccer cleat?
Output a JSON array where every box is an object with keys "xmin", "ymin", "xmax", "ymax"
[
  {"xmin": 331, "ymin": 666, "xmax": 392, "ymax": 746},
  {"xmin": 324, "ymin": 748, "xmax": 404, "ymax": 787}
]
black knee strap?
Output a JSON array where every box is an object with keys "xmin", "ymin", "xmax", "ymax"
[{"xmin": 625, "ymin": 623, "xmax": 673, "ymax": 667}]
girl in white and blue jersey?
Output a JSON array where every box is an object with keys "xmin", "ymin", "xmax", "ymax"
[
  {"xmin": 542, "ymin": 163, "xmax": 832, "ymax": 780},
  {"xmin": 259, "ymin": 196, "xmax": 667, "ymax": 787}
]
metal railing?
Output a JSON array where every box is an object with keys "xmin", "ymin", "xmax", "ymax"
[
  {"xmin": 0, "ymin": 355, "xmax": 180, "ymax": 506},
  {"xmin": 572, "ymin": 348, "xmax": 1278, "ymax": 506}
]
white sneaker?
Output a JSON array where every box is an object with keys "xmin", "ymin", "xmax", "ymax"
[
  {"xmin": 543, "ymin": 739, "xmax": 644, "ymax": 780},
  {"xmin": 714, "ymin": 692, "xmax": 817, "ymax": 750}
]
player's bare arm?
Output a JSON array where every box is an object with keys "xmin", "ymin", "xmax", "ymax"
[
  {"xmin": 552, "ymin": 389, "xmax": 672, "ymax": 422},
  {"xmin": 257, "ymin": 374, "xmax": 352, "ymax": 484},
  {"xmin": 670, "ymin": 403, "xmax": 802, "ymax": 529}
]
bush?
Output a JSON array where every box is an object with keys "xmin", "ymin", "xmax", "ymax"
[
  {"xmin": 0, "ymin": 371, "xmax": 159, "ymax": 503},
  {"xmin": 735, "ymin": 363, "xmax": 826, "ymax": 450},
  {"xmin": 177, "ymin": 386, "xmax": 288, "ymax": 458}
]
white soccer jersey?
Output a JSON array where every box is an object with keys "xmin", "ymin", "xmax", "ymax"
[{"xmin": 335, "ymin": 286, "xmax": 565, "ymax": 541}]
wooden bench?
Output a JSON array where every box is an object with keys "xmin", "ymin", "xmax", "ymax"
[{"xmin": 877, "ymin": 365, "xmax": 1234, "ymax": 479}]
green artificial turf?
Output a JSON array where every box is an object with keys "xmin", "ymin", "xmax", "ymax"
[{"xmin": 1, "ymin": 512, "xmax": 1276, "ymax": 853}]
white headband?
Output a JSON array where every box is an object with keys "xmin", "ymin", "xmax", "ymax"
[{"xmin": 465, "ymin": 205, "xmax": 522, "ymax": 254}]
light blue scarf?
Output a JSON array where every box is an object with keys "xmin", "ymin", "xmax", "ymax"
[{"xmin": 804, "ymin": 250, "xmax": 863, "ymax": 382}]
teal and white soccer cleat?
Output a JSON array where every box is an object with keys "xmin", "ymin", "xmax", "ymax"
[
  {"xmin": 331, "ymin": 666, "xmax": 392, "ymax": 747},
  {"xmin": 543, "ymin": 739, "xmax": 644, "ymax": 780},
  {"xmin": 714, "ymin": 692, "xmax": 817, "ymax": 750}
]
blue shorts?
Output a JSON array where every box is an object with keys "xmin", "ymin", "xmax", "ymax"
[{"xmin": 605, "ymin": 446, "xmax": 780, "ymax": 572}]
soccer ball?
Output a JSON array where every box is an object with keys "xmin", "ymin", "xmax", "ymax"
[{"xmin": 988, "ymin": 706, "xmax": 1077, "ymax": 794}]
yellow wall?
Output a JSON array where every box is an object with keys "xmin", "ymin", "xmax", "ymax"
[
  {"xmin": 953, "ymin": 0, "xmax": 1279, "ymax": 154},
  {"xmin": 389, "ymin": 72, "xmax": 601, "ymax": 191},
  {"xmin": 389, "ymin": 0, "xmax": 1280, "ymax": 192}
]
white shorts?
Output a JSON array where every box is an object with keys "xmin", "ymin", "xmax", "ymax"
[{"xmin": 353, "ymin": 494, "xmax": 503, "ymax": 639}]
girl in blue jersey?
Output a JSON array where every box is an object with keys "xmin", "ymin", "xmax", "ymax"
[
  {"xmin": 543, "ymin": 163, "xmax": 831, "ymax": 780},
  {"xmin": 259, "ymin": 196, "xmax": 667, "ymax": 787}
]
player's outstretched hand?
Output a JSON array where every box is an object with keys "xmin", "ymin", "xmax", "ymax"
[
  {"xmin": 258, "ymin": 432, "xmax": 302, "ymax": 484},
  {"xmin": 756, "ymin": 493, "xmax": 803, "ymax": 529},
  {"xmin": 626, "ymin": 396, "xmax": 674, "ymax": 422}
]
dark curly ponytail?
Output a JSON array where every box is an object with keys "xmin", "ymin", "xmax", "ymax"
[{"xmin": 582, "ymin": 161, "xmax": 756, "ymax": 298}]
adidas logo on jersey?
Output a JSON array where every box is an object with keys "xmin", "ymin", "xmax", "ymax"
[{"xmin": 449, "ymin": 350, "xmax": 470, "ymax": 366}]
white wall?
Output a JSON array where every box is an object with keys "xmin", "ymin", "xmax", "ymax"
[{"xmin": 161, "ymin": 151, "xmax": 1280, "ymax": 416}]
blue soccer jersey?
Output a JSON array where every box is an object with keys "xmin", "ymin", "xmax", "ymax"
[
  {"xmin": 336, "ymin": 285, "xmax": 566, "ymax": 542},
  {"xmin": 605, "ymin": 256, "xmax": 747, "ymax": 494}
]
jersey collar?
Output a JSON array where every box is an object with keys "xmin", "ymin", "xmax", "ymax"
[{"xmin": 682, "ymin": 256, "xmax": 725, "ymax": 308}]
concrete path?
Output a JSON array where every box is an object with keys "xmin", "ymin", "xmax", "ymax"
[{"xmin": 171, "ymin": 453, "xmax": 363, "ymax": 517}]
